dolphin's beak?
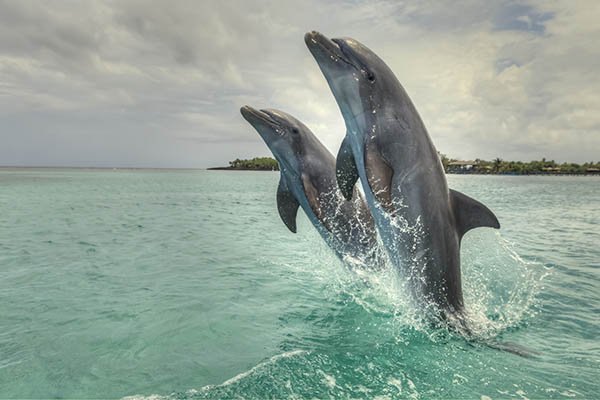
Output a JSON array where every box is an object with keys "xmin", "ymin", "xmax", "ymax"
[
  {"xmin": 304, "ymin": 31, "xmax": 322, "ymax": 47},
  {"xmin": 240, "ymin": 106, "xmax": 278, "ymax": 128},
  {"xmin": 304, "ymin": 31, "xmax": 345, "ymax": 62},
  {"xmin": 240, "ymin": 105, "xmax": 282, "ymax": 148}
]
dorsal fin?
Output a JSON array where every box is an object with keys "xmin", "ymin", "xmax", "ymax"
[
  {"xmin": 277, "ymin": 178, "xmax": 299, "ymax": 233},
  {"xmin": 450, "ymin": 189, "xmax": 500, "ymax": 240},
  {"xmin": 336, "ymin": 135, "xmax": 359, "ymax": 201}
]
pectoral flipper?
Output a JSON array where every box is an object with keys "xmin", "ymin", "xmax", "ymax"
[
  {"xmin": 336, "ymin": 136, "xmax": 359, "ymax": 201},
  {"xmin": 302, "ymin": 173, "xmax": 332, "ymax": 232},
  {"xmin": 364, "ymin": 141, "xmax": 394, "ymax": 214},
  {"xmin": 277, "ymin": 178, "xmax": 300, "ymax": 233}
]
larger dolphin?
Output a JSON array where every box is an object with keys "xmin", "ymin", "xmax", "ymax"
[
  {"xmin": 240, "ymin": 106, "xmax": 384, "ymax": 268},
  {"xmin": 305, "ymin": 32, "xmax": 500, "ymax": 319}
]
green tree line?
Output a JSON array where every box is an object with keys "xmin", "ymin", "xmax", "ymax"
[
  {"xmin": 438, "ymin": 153, "xmax": 600, "ymax": 175},
  {"xmin": 227, "ymin": 155, "xmax": 600, "ymax": 174},
  {"xmin": 229, "ymin": 157, "xmax": 279, "ymax": 170}
]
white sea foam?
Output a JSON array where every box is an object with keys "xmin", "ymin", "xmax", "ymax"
[
  {"xmin": 317, "ymin": 369, "xmax": 337, "ymax": 388},
  {"xmin": 122, "ymin": 395, "xmax": 168, "ymax": 400},
  {"xmin": 122, "ymin": 351, "xmax": 309, "ymax": 400},
  {"xmin": 211, "ymin": 350, "xmax": 308, "ymax": 389}
]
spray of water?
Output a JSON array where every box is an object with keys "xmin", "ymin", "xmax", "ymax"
[{"xmin": 304, "ymin": 190, "xmax": 547, "ymax": 345}]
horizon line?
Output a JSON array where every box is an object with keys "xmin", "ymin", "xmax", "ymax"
[{"xmin": 0, "ymin": 165, "xmax": 210, "ymax": 170}]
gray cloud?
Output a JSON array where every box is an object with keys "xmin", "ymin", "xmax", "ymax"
[{"xmin": 0, "ymin": 0, "xmax": 598, "ymax": 167}]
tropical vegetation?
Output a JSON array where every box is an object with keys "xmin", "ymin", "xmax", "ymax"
[
  {"xmin": 227, "ymin": 157, "xmax": 279, "ymax": 170},
  {"xmin": 439, "ymin": 153, "xmax": 600, "ymax": 175},
  {"xmin": 221, "ymin": 155, "xmax": 600, "ymax": 175}
]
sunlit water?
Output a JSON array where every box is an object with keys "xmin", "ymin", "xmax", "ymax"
[{"xmin": 0, "ymin": 169, "xmax": 598, "ymax": 399}]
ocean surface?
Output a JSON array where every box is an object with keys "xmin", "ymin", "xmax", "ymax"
[{"xmin": 0, "ymin": 168, "xmax": 598, "ymax": 399}]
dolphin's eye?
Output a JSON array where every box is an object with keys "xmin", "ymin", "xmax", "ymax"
[
  {"xmin": 291, "ymin": 127, "xmax": 299, "ymax": 134},
  {"xmin": 367, "ymin": 72, "xmax": 375, "ymax": 82}
]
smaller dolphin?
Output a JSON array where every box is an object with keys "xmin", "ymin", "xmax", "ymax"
[{"xmin": 240, "ymin": 106, "xmax": 383, "ymax": 268}]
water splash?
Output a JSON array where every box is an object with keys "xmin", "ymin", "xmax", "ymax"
[
  {"xmin": 302, "ymin": 214, "xmax": 545, "ymax": 342},
  {"xmin": 460, "ymin": 231, "xmax": 547, "ymax": 339}
]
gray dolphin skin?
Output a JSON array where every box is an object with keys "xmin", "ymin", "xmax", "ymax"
[
  {"xmin": 240, "ymin": 106, "xmax": 383, "ymax": 268},
  {"xmin": 304, "ymin": 31, "xmax": 500, "ymax": 319}
]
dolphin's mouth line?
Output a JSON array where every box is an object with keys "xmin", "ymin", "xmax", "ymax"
[
  {"xmin": 260, "ymin": 110, "xmax": 282, "ymax": 127},
  {"xmin": 241, "ymin": 106, "xmax": 279, "ymax": 128},
  {"xmin": 330, "ymin": 39, "xmax": 357, "ymax": 69},
  {"xmin": 308, "ymin": 32, "xmax": 357, "ymax": 71},
  {"xmin": 325, "ymin": 43, "xmax": 357, "ymax": 71}
]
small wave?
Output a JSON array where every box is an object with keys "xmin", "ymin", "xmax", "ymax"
[
  {"xmin": 121, "ymin": 351, "xmax": 309, "ymax": 400},
  {"xmin": 123, "ymin": 394, "xmax": 170, "ymax": 400},
  {"xmin": 209, "ymin": 350, "xmax": 309, "ymax": 389}
]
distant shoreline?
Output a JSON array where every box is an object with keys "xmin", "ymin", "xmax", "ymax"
[
  {"xmin": 0, "ymin": 166, "xmax": 205, "ymax": 170},
  {"xmin": 1, "ymin": 166, "xmax": 598, "ymax": 176},
  {"xmin": 206, "ymin": 166, "xmax": 276, "ymax": 171},
  {"xmin": 444, "ymin": 171, "xmax": 600, "ymax": 176},
  {"xmin": 206, "ymin": 169, "xmax": 600, "ymax": 176},
  {"xmin": 205, "ymin": 167, "xmax": 600, "ymax": 176}
]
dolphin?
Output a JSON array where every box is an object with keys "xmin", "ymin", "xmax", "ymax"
[
  {"xmin": 240, "ymin": 106, "xmax": 384, "ymax": 268},
  {"xmin": 305, "ymin": 31, "xmax": 500, "ymax": 319}
]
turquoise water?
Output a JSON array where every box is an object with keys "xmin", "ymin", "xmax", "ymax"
[{"xmin": 1, "ymin": 169, "xmax": 598, "ymax": 399}]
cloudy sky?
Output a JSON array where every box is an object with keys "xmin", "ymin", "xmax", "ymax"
[{"xmin": 1, "ymin": 0, "xmax": 598, "ymax": 168}]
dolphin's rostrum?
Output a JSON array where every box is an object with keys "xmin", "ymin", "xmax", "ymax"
[
  {"xmin": 240, "ymin": 106, "xmax": 384, "ymax": 268},
  {"xmin": 305, "ymin": 31, "xmax": 500, "ymax": 320}
]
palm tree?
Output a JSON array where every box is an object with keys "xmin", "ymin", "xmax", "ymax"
[{"xmin": 493, "ymin": 158, "xmax": 502, "ymax": 172}]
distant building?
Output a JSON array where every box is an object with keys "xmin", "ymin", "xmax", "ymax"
[
  {"xmin": 586, "ymin": 167, "xmax": 600, "ymax": 174},
  {"xmin": 447, "ymin": 161, "xmax": 477, "ymax": 173},
  {"xmin": 542, "ymin": 167, "xmax": 561, "ymax": 173}
]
